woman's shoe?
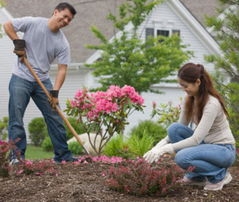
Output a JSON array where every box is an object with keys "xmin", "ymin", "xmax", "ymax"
[{"xmin": 204, "ymin": 172, "xmax": 232, "ymax": 191}]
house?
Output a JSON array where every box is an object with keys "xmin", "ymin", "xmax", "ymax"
[{"xmin": 0, "ymin": 0, "xmax": 221, "ymax": 137}]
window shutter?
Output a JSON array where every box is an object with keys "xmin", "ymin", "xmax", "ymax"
[
  {"xmin": 145, "ymin": 28, "xmax": 154, "ymax": 40},
  {"xmin": 172, "ymin": 30, "xmax": 180, "ymax": 36}
]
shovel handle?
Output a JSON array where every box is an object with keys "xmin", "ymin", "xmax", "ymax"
[{"xmin": 23, "ymin": 58, "xmax": 86, "ymax": 152}]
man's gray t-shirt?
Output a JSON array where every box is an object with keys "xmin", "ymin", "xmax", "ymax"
[{"xmin": 12, "ymin": 17, "xmax": 70, "ymax": 81}]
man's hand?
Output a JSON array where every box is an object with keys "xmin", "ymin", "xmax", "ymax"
[
  {"xmin": 143, "ymin": 144, "xmax": 174, "ymax": 164},
  {"xmin": 49, "ymin": 90, "xmax": 59, "ymax": 109},
  {"xmin": 13, "ymin": 39, "xmax": 26, "ymax": 62}
]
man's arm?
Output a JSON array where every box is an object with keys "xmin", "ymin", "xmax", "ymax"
[
  {"xmin": 49, "ymin": 64, "xmax": 67, "ymax": 109},
  {"xmin": 4, "ymin": 21, "xmax": 26, "ymax": 61},
  {"xmin": 53, "ymin": 64, "xmax": 67, "ymax": 90},
  {"xmin": 3, "ymin": 21, "xmax": 19, "ymax": 40}
]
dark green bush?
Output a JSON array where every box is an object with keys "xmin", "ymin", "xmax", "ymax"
[
  {"xmin": 68, "ymin": 141, "xmax": 84, "ymax": 155},
  {"xmin": 64, "ymin": 117, "xmax": 87, "ymax": 140},
  {"xmin": 28, "ymin": 117, "xmax": 47, "ymax": 146},
  {"xmin": 103, "ymin": 132, "xmax": 154, "ymax": 158},
  {"xmin": 41, "ymin": 136, "xmax": 53, "ymax": 152},
  {"xmin": 127, "ymin": 132, "xmax": 154, "ymax": 157},
  {"xmin": 129, "ymin": 120, "xmax": 166, "ymax": 146},
  {"xmin": 103, "ymin": 135, "xmax": 133, "ymax": 159}
]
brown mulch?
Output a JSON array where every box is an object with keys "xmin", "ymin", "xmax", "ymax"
[{"xmin": 0, "ymin": 159, "xmax": 239, "ymax": 202}]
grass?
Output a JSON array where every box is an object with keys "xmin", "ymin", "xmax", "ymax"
[{"xmin": 25, "ymin": 144, "xmax": 53, "ymax": 160}]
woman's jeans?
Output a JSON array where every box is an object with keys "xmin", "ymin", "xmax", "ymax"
[
  {"xmin": 8, "ymin": 74, "xmax": 72, "ymax": 162},
  {"xmin": 168, "ymin": 122, "xmax": 236, "ymax": 183}
]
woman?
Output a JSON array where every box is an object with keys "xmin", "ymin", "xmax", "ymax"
[{"xmin": 144, "ymin": 63, "xmax": 236, "ymax": 191}]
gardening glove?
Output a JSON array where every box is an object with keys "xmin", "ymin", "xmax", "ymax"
[
  {"xmin": 143, "ymin": 136, "xmax": 169, "ymax": 162},
  {"xmin": 13, "ymin": 39, "xmax": 26, "ymax": 62},
  {"xmin": 49, "ymin": 90, "xmax": 59, "ymax": 109},
  {"xmin": 154, "ymin": 136, "xmax": 170, "ymax": 148},
  {"xmin": 144, "ymin": 143, "xmax": 174, "ymax": 164}
]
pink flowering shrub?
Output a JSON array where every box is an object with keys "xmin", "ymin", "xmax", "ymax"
[
  {"xmin": 104, "ymin": 157, "xmax": 184, "ymax": 196},
  {"xmin": 0, "ymin": 140, "xmax": 18, "ymax": 177},
  {"xmin": 66, "ymin": 85, "xmax": 144, "ymax": 155},
  {"xmin": 16, "ymin": 160, "xmax": 57, "ymax": 176},
  {"xmin": 0, "ymin": 141, "xmax": 10, "ymax": 177}
]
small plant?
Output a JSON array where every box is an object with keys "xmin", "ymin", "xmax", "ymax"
[
  {"xmin": 68, "ymin": 141, "xmax": 84, "ymax": 155},
  {"xmin": 129, "ymin": 120, "xmax": 166, "ymax": 145},
  {"xmin": 152, "ymin": 101, "xmax": 181, "ymax": 128},
  {"xmin": 102, "ymin": 135, "xmax": 133, "ymax": 159},
  {"xmin": 0, "ymin": 140, "xmax": 18, "ymax": 177},
  {"xmin": 104, "ymin": 157, "xmax": 184, "ymax": 196},
  {"xmin": 103, "ymin": 132, "xmax": 154, "ymax": 158},
  {"xmin": 66, "ymin": 85, "xmax": 144, "ymax": 155},
  {"xmin": 28, "ymin": 117, "xmax": 47, "ymax": 146},
  {"xmin": 65, "ymin": 117, "xmax": 88, "ymax": 140},
  {"xmin": 0, "ymin": 140, "xmax": 10, "ymax": 177},
  {"xmin": 127, "ymin": 132, "xmax": 154, "ymax": 157},
  {"xmin": 16, "ymin": 160, "xmax": 57, "ymax": 176},
  {"xmin": 41, "ymin": 136, "xmax": 53, "ymax": 152}
]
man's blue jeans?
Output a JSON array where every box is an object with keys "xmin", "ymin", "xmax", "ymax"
[
  {"xmin": 8, "ymin": 74, "xmax": 73, "ymax": 162},
  {"xmin": 167, "ymin": 122, "xmax": 236, "ymax": 183}
]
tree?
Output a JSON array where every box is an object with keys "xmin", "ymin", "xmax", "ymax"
[
  {"xmin": 0, "ymin": 0, "xmax": 5, "ymax": 38},
  {"xmin": 86, "ymin": 0, "xmax": 191, "ymax": 94},
  {"xmin": 205, "ymin": 0, "xmax": 239, "ymax": 144}
]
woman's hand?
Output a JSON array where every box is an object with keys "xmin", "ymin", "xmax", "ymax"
[{"xmin": 143, "ymin": 144, "xmax": 174, "ymax": 163}]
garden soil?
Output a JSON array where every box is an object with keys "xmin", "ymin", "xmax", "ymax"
[{"xmin": 1, "ymin": 158, "xmax": 239, "ymax": 202}]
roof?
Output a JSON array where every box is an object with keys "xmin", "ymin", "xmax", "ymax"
[
  {"xmin": 3, "ymin": 0, "xmax": 221, "ymax": 63},
  {"xmin": 179, "ymin": 0, "xmax": 221, "ymax": 25}
]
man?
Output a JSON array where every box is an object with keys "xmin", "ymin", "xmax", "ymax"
[{"xmin": 4, "ymin": 2, "xmax": 77, "ymax": 163}]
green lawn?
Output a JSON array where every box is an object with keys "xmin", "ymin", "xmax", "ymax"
[{"xmin": 25, "ymin": 145, "xmax": 53, "ymax": 160}]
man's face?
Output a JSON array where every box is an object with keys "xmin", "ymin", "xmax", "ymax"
[{"xmin": 53, "ymin": 8, "xmax": 74, "ymax": 29}]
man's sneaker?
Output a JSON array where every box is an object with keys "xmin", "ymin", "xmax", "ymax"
[
  {"xmin": 67, "ymin": 157, "xmax": 79, "ymax": 162},
  {"xmin": 204, "ymin": 172, "xmax": 232, "ymax": 191},
  {"xmin": 54, "ymin": 157, "xmax": 79, "ymax": 164},
  {"xmin": 9, "ymin": 158, "xmax": 20, "ymax": 165},
  {"xmin": 177, "ymin": 175, "xmax": 207, "ymax": 186}
]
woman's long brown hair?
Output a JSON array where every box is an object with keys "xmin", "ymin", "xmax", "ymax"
[{"xmin": 178, "ymin": 63, "xmax": 228, "ymax": 123}]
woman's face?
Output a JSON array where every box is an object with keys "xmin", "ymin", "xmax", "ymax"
[{"xmin": 178, "ymin": 78, "xmax": 201, "ymax": 97}]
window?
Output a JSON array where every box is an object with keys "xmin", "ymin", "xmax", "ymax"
[
  {"xmin": 145, "ymin": 28, "xmax": 180, "ymax": 40},
  {"xmin": 157, "ymin": 30, "xmax": 169, "ymax": 37}
]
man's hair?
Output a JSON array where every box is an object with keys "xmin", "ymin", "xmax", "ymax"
[{"xmin": 55, "ymin": 2, "xmax": 77, "ymax": 16}]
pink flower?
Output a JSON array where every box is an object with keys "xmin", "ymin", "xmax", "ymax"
[
  {"xmin": 70, "ymin": 100, "xmax": 77, "ymax": 107},
  {"xmin": 25, "ymin": 160, "xmax": 33, "ymax": 165},
  {"xmin": 107, "ymin": 85, "xmax": 122, "ymax": 98},
  {"xmin": 16, "ymin": 169, "xmax": 24, "ymax": 175},
  {"xmin": 152, "ymin": 101, "xmax": 156, "ymax": 109},
  {"xmin": 74, "ymin": 90, "xmax": 84, "ymax": 98},
  {"xmin": 121, "ymin": 85, "xmax": 136, "ymax": 96}
]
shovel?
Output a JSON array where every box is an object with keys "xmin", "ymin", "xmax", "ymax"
[{"xmin": 23, "ymin": 57, "xmax": 87, "ymax": 154}]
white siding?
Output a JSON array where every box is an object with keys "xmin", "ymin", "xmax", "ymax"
[{"xmin": 0, "ymin": 9, "xmax": 15, "ymax": 122}]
